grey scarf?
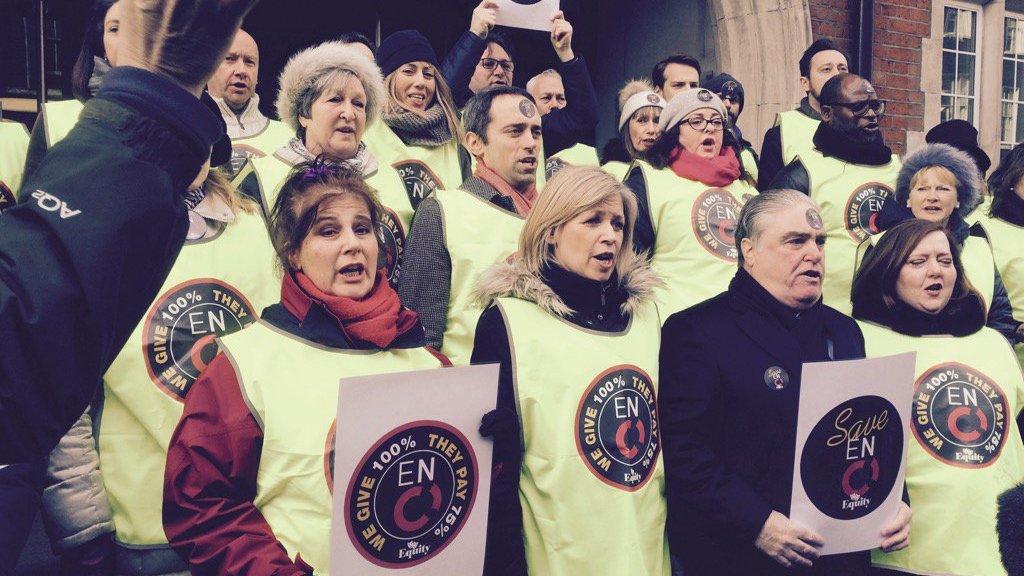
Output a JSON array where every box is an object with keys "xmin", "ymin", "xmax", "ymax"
[
  {"xmin": 277, "ymin": 138, "xmax": 379, "ymax": 177},
  {"xmin": 382, "ymin": 102, "xmax": 453, "ymax": 147},
  {"xmin": 87, "ymin": 56, "xmax": 111, "ymax": 95}
]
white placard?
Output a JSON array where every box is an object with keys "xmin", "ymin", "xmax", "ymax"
[
  {"xmin": 331, "ymin": 364, "xmax": 498, "ymax": 574},
  {"xmin": 493, "ymin": 0, "xmax": 559, "ymax": 32},
  {"xmin": 790, "ymin": 353, "xmax": 915, "ymax": 555}
]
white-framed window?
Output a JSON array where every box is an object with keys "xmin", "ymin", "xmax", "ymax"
[
  {"xmin": 941, "ymin": 3, "xmax": 982, "ymax": 123},
  {"xmin": 1002, "ymin": 13, "xmax": 1024, "ymax": 155}
]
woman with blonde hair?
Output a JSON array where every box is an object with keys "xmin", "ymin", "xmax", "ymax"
[
  {"xmin": 364, "ymin": 29, "xmax": 467, "ymax": 206},
  {"xmin": 471, "ymin": 165, "xmax": 669, "ymax": 575}
]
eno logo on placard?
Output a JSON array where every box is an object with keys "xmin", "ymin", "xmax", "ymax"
[
  {"xmin": 343, "ymin": 421, "xmax": 478, "ymax": 568},
  {"xmin": 800, "ymin": 395, "xmax": 903, "ymax": 520}
]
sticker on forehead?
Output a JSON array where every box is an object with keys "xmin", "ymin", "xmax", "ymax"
[
  {"xmin": 519, "ymin": 98, "xmax": 537, "ymax": 118},
  {"xmin": 806, "ymin": 208, "xmax": 823, "ymax": 230}
]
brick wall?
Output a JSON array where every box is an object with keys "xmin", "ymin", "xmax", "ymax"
[{"xmin": 809, "ymin": 0, "xmax": 931, "ymax": 156}]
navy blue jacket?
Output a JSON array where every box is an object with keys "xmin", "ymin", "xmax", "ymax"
[{"xmin": 660, "ymin": 269, "xmax": 869, "ymax": 576}]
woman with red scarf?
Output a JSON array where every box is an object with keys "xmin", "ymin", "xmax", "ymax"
[
  {"xmin": 623, "ymin": 87, "xmax": 758, "ymax": 318},
  {"xmin": 162, "ymin": 161, "xmax": 449, "ymax": 576}
]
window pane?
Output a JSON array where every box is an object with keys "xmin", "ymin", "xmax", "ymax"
[
  {"xmin": 943, "ymin": 51, "xmax": 957, "ymax": 94},
  {"xmin": 1017, "ymin": 104, "xmax": 1024, "ymax": 143},
  {"xmin": 1017, "ymin": 103, "xmax": 1024, "ymax": 142},
  {"xmin": 1002, "ymin": 101, "xmax": 1015, "ymax": 143},
  {"xmin": 941, "ymin": 95, "xmax": 953, "ymax": 122},
  {"xmin": 1005, "ymin": 60, "xmax": 1017, "ymax": 100},
  {"xmin": 945, "ymin": 7, "xmax": 958, "ymax": 50},
  {"xmin": 958, "ymin": 54, "xmax": 976, "ymax": 95},
  {"xmin": 1018, "ymin": 61, "xmax": 1024, "ymax": 99},
  {"xmin": 959, "ymin": 9, "xmax": 977, "ymax": 52},
  {"xmin": 964, "ymin": 98, "xmax": 975, "ymax": 123},
  {"xmin": 1007, "ymin": 18, "xmax": 1016, "ymax": 55}
]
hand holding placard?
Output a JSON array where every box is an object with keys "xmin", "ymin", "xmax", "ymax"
[
  {"xmin": 755, "ymin": 511, "xmax": 823, "ymax": 568},
  {"xmin": 470, "ymin": 1, "xmax": 499, "ymax": 38}
]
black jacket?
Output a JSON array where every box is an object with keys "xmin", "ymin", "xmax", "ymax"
[
  {"xmin": 0, "ymin": 67, "xmax": 220, "ymax": 463},
  {"xmin": 660, "ymin": 269, "xmax": 869, "ymax": 576},
  {"xmin": 440, "ymin": 31, "xmax": 599, "ymax": 157},
  {"xmin": 471, "ymin": 262, "xmax": 641, "ymax": 576}
]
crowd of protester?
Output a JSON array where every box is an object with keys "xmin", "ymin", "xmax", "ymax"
[{"xmin": 2, "ymin": 0, "xmax": 1024, "ymax": 575}]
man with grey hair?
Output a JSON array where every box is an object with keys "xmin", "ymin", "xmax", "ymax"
[
  {"xmin": 399, "ymin": 86, "xmax": 541, "ymax": 365},
  {"xmin": 659, "ymin": 190, "xmax": 911, "ymax": 576}
]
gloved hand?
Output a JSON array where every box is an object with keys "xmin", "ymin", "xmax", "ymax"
[
  {"xmin": 479, "ymin": 407, "xmax": 518, "ymax": 439},
  {"xmin": 117, "ymin": 0, "xmax": 260, "ymax": 96}
]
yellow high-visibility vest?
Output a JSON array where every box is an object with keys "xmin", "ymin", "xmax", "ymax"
[
  {"xmin": 777, "ymin": 109, "xmax": 820, "ymax": 167},
  {"xmin": 363, "ymin": 121, "xmax": 464, "ymax": 210},
  {"xmin": 496, "ymin": 296, "xmax": 670, "ymax": 575},
  {"xmin": 221, "ymin": 320, "xmax": 446, "ymax": 574},
  {"xmin": 434, "ymin": 189, "xmax": 524, "ymax": 365},
  {"xmin": 634, "ymin": 161, "xmax": 758, "ymax": 318},
  {"xmin": 973, "ymin": 214, "xmax": 1024, "ymax": 366},
  {"xmin": 860, "ymin": 321, "xmax": 1024, "ymax": 576},
  {"xmin": 799, "ymin": 149, "xmax": 901, "ymax": 314},
  {"xmin": 0, "ymin": 121, "xmax": 29, "ymax": 208},
  {"xmin": 98, "ymin": 211, "xmax": 279, "ymax": 546}
]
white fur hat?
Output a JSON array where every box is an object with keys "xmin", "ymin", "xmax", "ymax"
[{"xmin": 275, "ymin": 41, "xmax": 386, "ymax": 135}]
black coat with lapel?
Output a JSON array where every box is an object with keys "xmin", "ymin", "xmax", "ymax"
[{"xmin": 659, "ymin": 269, "xmax": 867, "ymax": 575}]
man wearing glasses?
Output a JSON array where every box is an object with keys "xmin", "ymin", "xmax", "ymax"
[
  {"xmin": 442, "ymin": 1, "xmax": 597, "ymax": 167},
  {"xmin": 768, "ymin": 73, "xmax": 901, "ymax": 314}
]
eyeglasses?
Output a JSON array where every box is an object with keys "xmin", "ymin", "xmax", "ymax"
[
  {"xmin": 684, "ymin": 117, "xmax": 725, "ymax": 132},
  {"xmin": 479, "ymin": 58, "xmax": 514, "ymax": 73},
  {"xmin": 826, "ymin": 98, "xmax": 886, "ymax": 117}
]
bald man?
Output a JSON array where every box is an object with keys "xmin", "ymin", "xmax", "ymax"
[{"xmin": 207, "ymin": 29, "xmax": 293, "ymax": 179}]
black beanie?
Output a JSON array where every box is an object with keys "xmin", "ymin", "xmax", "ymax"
[
  {"xmin": 376, "ymin": 30, "xmax": 439, "ymax": 78},
  {"xmin": 703, "ymin": 73, "xmax": 744, "ymax": 114}
]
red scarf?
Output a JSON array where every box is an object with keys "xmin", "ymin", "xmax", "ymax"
[
  {"xmin": 290, "ymin": 270, "xmax": 419, "ymax": 348},
  {"xmin": 668, "ymin": 145, "xmax": 741, "ymax": 187},
  {"xmin": 474, "ymin": 159, "xmax": 538, "ymax": 216}
]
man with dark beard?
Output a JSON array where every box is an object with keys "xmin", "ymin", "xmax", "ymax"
[{"xmin": 768, "ymin": 73, "xmax": 901, "ymax": 314}]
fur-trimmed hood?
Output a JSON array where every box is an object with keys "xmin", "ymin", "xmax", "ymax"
[
  {"xmin": 473, "ymin": 252, "xmax": 662, "ymax": 319},
  {"xmin": 276, "ymin": 41, "xmax": 386, "ymax": 136},
  {"xmin": 896, "ymin": 142, "xmax": 983, "ymax": 215}
]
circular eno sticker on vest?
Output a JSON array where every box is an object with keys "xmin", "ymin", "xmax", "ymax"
[
  {"xmin": 394, "ymin": 160, "xmax": 442, "ymax": 210},
  {"xmin": 544, "ymin": 157, "xmax": 569, "ymax": 180},
  {"xmin": 844, "ymin": 182, "xmax": 892, "ymax": 242},
  {"xmin": 143, "ymin": 279, "xmax": 257, "ymax": 400},
  {"xmin": 344, "ymin": 420, "xmax": 478, "ymax": 568},
  {"xmin": 800, "ymin": 395, "xmax": 903, "ymax": 520},
  {"xmin": 575, "ymin": 365, "xmax": 660, "ymax": 491},
  {"xmin": 377, "ymin": 207, "xmax": 406, "ymax": 286},
  {"xmin": 912, "ymin": 362, "xmax": 1010, "ymax": 468},
  {"xmin": 691, "ymin": 188, "xmax": 742, "ymax": 262}
]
